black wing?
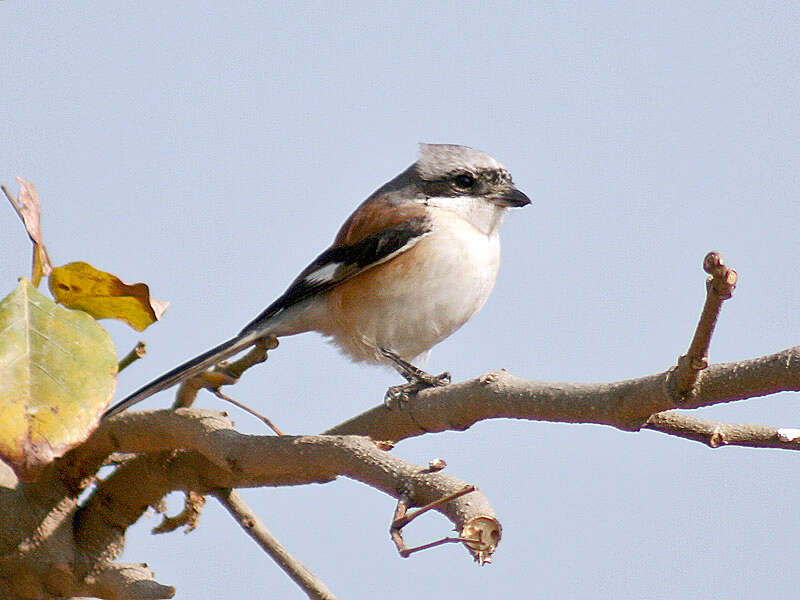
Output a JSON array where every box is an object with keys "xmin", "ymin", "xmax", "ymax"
[{"xmin": 241, "ymin": 215, "xmax": 432, "ymax": 334}]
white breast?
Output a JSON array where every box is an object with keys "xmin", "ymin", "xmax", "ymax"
[
  {"xmin": 325, "ymin": 200, "xmax": 507, "ymax": 365},
  {"xmin": 394, "ymin": 209, "xmax": 502, "ymax": 359}
]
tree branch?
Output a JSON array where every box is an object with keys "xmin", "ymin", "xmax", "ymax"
[
  {"xmin": 118, "ymin": 342, "xmax": 147, "ymax": 373},
  {"xmin": 674, "ymin": 251, "xmax": 737, "ymax": 394},
  {"xmin": 79, "ymin": 563, "xmax": 176, "ymax": 600},
  {"xmin": 326, "ymin": 345, "xmax": 800, "ymax": 442},
  {"xmin": 645, "ymin": 411, "xmax": 800, "ymax": 450},
  {"xmin": 70, "ymin": 410, "xmax": 499, "ymax": 566},
  {"xmin": 173, "ymin": 336, "xmax": 276, "ymax": 408},
  {"xmin": 214, "ymin": 489, "xmax": 338, "ymax": 600},
  {"xmin": 10, "ymin": 249, "xmax": 794, "ymax": 599}
]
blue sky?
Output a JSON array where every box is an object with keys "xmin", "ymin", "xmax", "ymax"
[{"xmin": 2, "ymin": 2, "xmax": 799, "ymax": 598}]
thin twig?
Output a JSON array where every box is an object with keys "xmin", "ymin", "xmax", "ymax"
[
  {"xmin": 674, "ymin": 251, "xmax": 738, "ymax": 395},
  {"xmin": 401, "ymin": 536, "xmax": 483, "ymax": 557},
  {"xmin": 220, "ymin": 336, "xmax": 277, "ymax": 379},
  {"xmin": 173, "ymin": 336, "xmax": 276, "ymax": 408},
  {"xmin": 172, "ymin": 336, "xmax": 283, "ymax": 433},
  {"xmin": 646, "ymin": 410, "xmax": 800, "ymax": 450},
  {"xmin": 118, "ymin": 341, "xmax": 147, "ymax": 372},
  {"xmin": 390, "ymin": 485, "xmax": 479, "ymax": 558},
  {"xmin": 213, "ymin": 389, "xmax": 284, "ymax": 435},
  {"xmin": 393, "ymin": 484, "xmax": 476, "ymax": 529},
  {"xmin": 389, "ymin": 492, "xmax": 412, "ymax": 554},
  {"xmin": 214, "ymin": 488, "xmax": 338, "ymax": 600}
]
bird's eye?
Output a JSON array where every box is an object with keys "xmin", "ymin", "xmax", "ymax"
[{"xmin": 453, "ymin": 173, "xmax": 476, "ymax": 189}]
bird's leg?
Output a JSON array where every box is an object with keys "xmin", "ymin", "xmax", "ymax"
[
  {"xmin": 389, "ymin": 354, "xmax": 450, "ymax": 387},
  {"xmin": 380, "ymin": 348, "xmax": 451, "ymax": 409}
]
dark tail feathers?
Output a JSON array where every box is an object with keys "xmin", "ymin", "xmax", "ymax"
[{"xmin": 103, "ymin": 331, "xmax": 261, "ymax": 419}]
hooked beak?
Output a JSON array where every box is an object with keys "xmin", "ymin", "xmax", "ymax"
[{"xmin": 491, "ymin": 186, "xmax": 531, "ymax": 208}]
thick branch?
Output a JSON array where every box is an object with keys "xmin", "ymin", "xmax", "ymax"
[
  {"xmin": 48, "ymin": 251, "xmax": 797, "ymax": 598},
  {"xmin": 71, "ymin": 411, "xmax": 498, "ymax": 565},
  {"xmin": 80, "ymin": 563, "xmax": 176, "ymax": 600},
  {"xmin": 327, "ymin": 346, "xmax": 800, "ymax": 442}
]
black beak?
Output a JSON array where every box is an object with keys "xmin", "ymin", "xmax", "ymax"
[{"xmin": 493, "ymin": 186, "xmax": 531, "ymax": 208}]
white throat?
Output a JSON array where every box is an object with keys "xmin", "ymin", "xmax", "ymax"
[{"xmin": 423, "ymin": 196, "xmax": 508, "ymax": 236}]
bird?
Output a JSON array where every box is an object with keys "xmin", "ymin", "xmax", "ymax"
[{"xmin": 103, "ymin": 143, "xmax": 530, "ymax": 418}]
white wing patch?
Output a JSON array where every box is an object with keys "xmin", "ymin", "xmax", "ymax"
[
  {"xmin": 304, "ymin": 262, "xmax": 342, "ymax": 285},
  {"xmin": 301, "ymin": 230, "xmax": 433, "ymax": 287}
]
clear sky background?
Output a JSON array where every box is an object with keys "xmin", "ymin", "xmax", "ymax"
[{"xmin": 2, "ymin": 2, "xmax": 799, "ymax": 598}]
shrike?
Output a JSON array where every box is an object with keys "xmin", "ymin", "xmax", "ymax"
[{"xmin": 104, "ymin": 143, "xmax": 530, "ymax": 418}]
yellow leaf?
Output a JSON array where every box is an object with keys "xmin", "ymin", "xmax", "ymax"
[
  {"xmin": 0, "ymin": 279, "xmax": 117, "ymax": 478},
  {"xmin": 49, "ymin": 262, "xmax": 169, "ymax": 331}
]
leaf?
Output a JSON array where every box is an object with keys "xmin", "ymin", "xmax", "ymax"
[
  {"xmin": 49, "ymin": 262, "xmax": 169, "ymax": 331},
  {"xmin": 0, "ymin": 279, "xmax": 117, "ymax": 477},
  {"xmin": 2, "ymin": 177, "xmax": 54, "ymax": 287}
]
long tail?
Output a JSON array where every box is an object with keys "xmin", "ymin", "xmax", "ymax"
[{"xmin": 103, "ymin": 330, "xmax": 263, "ymax": 419}]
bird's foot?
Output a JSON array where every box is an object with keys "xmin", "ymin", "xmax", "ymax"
[
  {"xmin": 384, "ymin": 373, "xmax": 451, "ymax": 409},
  {"xmin": 380, "ymin": 348, "xmax": 451, "ymax": 409}
]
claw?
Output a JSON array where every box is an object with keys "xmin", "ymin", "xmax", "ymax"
[
  {"xmin": 384, "ymin": 384, "xmax": 410, "ymax": 409},
  {"xmin": 381, "ymin": 347, "xmax": 452, "ymax": 410}
]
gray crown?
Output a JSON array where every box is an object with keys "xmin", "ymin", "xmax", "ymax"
[{"xmin": 416, "ymin": 143, "xmax": 507, "ymax": 181}]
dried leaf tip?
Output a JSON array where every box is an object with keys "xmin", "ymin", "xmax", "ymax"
[{"xmin": 3, "ymin": 178, "xmax": 53, "ymax": 286}]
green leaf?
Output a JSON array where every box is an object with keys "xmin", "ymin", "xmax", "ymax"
[{"xmin": 0, "ymin": 278, "xmax": 117, "ymax": 477}]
